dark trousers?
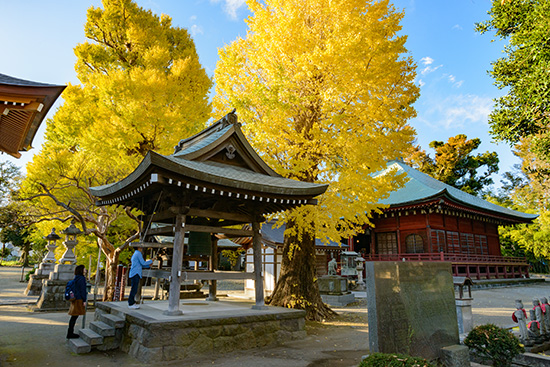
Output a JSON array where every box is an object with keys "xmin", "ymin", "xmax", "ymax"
[
  {"xmin": 67, "ymin": 315, "xmax": 78, "ymax": 337},
  {"xmin": 128, "ymin": 274, "xmax": 141, "ymax": 305}
]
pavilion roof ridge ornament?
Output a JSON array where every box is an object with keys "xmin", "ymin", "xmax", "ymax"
[{"xmin": 173, "ymin": 109, "xmax": 238, "ymax": 154}]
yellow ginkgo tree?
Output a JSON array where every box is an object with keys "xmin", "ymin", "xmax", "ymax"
[
  {"xmin": 21, "ymin": 0, "xmax": 212, "ymax": 300},
  {"xmin": 213, "ymin": 0, "xmax": 419, "ymax": 320}
]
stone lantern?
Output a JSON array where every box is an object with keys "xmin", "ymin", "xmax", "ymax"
[
  {"xmin": 24, "ymin": 228, "xmax": 61, "ymax": 296},
  {"xmin": 42, "ymin": 228, "xmax": 61, "ymax": 263},
  {"xmin": 58, "ymin": 220, "xmax": 83, "ymax": 265},
  {"xmin": 35, "ymin": 221, "xmax": 84, "ymax": 310}
]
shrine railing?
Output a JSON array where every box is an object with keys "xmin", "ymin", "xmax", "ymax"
[{"xmin": 363, "ymin": 253, "xmax": 528, "ymax": 264}]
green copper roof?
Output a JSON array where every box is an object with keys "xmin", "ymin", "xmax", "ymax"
[{"xmin": 378, "ymin": 160, "xmax": 538, "ymax": 222}]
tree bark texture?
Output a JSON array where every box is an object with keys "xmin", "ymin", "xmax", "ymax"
[{"xmin": 267, "ymin": 219, "xmax": 336, "ymax": 321}]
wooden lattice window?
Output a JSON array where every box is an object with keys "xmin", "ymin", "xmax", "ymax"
[
  {"xmin": 475, "ymin": 235, "xmax": 488, "ymax": 255},
  {"xmin": 460, "ymin": 233, "xmax": 475, "ymax": 254},
  {"xmin": 406, "ymin": 234, "xmax": 424, "ymax": 253},
  {"xmin": 376, "ymin": 232, "xmax": 398, "ymax": 255},
  {"xmin": 446, "ymin": 231, "xmax": 460, "ymax": 253},
  {"xmin": 431, "ymin": 230, "xmax": 446, "ymax": 253}
]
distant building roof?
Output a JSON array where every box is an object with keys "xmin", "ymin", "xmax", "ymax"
[
  {"xmin": 377, "ymin": 160, "xmax": 538, "ymax": 223},
  {"xmin": 261, "ymin": 220, "xmax": 346, "ymax": 250},
  {"xmin": 0, "ymin": 73, "xmax": 65, "ymax": 158}
]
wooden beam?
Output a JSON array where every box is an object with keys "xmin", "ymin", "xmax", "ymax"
[
  {"xmin": 143, "ymin": 269, "xmax": 255, "ymax": 281},
  {"xmin": 184, "ymin": 224, "xmax": 253, "ymax": 237},
  {"xmin": 186, "ymin": 207, "xmax": 252, "ymax": 223},
  {"xmin": 146, "ymin": 226, "xmax": 175, "ymax": 236}
]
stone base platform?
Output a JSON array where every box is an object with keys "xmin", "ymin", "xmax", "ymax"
[
  {"xmin": 95, "ymin": 299, "xmax": 306, "ymax": 363},
  {"xmin": 321, "ymin": 293, "xmax": 355, "ymax": 307}
]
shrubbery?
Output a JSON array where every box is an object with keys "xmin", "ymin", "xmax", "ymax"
[
  {"xmin": 359, "ymin": 352, "xmax": 435, "ymax": 367},
  {"xmin": 464, "ymin": 323, "xmax": 524, "ymax": 367}
]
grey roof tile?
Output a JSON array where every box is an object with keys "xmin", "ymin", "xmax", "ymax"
[{"xmin": 0, "ymin": 73, "xmax": 61, "ymax": 87}]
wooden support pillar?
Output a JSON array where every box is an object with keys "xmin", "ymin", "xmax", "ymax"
[
  {"xmin": 251, "ymin": 221, "xmax": 267, "ymax": 310},
  {"xmin": 164, "ymin": 214, "xmax": 185, "ymax": 316},
  {"xmin": 208, "ymin": 236, "xmax": 218, "ymax": 301}
]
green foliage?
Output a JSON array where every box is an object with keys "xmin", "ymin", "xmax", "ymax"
[
  {"xmin": 476, "ymin": 0, "xmax": 550, "ymax": 161},
  {"xmin": 0, "ymin": 204, "xmax": 38, "ymax": 267},
  {"xmin": 464, "ymin": 324, "xmax": 524, "ymax": 367},
  {"xmin": 406, "ymin": 134, "xmax": 499, "ymax": 196},
  {"xmin": 25, "ymin": 268, "xmax": 36, "ymax": 282},
  {"xmin": 359, "ymin": 353, "xmax": 435, "ymax": 367},
  {"xmin": 0, "ymin": 162, "xmax": 21, "ymax": 206}
]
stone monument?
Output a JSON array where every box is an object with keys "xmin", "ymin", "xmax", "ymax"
[
  {"xmin": 35, "ymin": 221, "xmax": 83, "ymax": 311},
  {"xmin": 25, "ymin": 228, "xmax": 61, "ymax": 296},
  {"xmin": 366, "ymin": 261, "xmax": 467, "ymax": 366},
  {"xmin": 318, "ymin": 257, "xmax": 354, "ymax": 307}
]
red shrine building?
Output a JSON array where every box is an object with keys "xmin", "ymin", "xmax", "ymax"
[
  {"xmin": 0, "ymin": 73, "xmax": 65, "ymax": 158},
  {"xmin": 349, "ymin": 160, "xmax": 538, "ymax": 280}
]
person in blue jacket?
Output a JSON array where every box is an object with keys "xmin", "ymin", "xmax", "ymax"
[
  {"xmin": 128, "ymin": 247, "xmax": 152, "ymax": 309},
  {"xmin": 67, "ymin": 264, "xmax": 87, "ymax": 339}
]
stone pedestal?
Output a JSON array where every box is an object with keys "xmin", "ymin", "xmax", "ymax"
[
  {"xmin": 456, "ymin": 298, "xmax": 473, "ymax": 335},
  {"xmin": 35, "ymin": 278, "xmax": 72, "ymax": 311},
  {"xmin": 49, "ymin": 263, "xmax": 76, "ymax": 281},
  {"xmin": 33, "ymin": 263, "xmax": 75, "ymax": 311},
  {"xmin": 440, "ymin": 344, "xmax": 470, "ymax": 367},
  {"xmin": 318, "ymin": 275, "xmax": 348, "ymax": 294},
  {"xmin": 25, "ymin": 262, "xmax": 56, "ymax": 296},
  {"xmin": 318, "ymin": 275, "xmax": 355, "ymax": 307}
]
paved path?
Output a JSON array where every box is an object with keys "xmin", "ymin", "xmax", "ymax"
[{"xmin": 1, "ymin": 266, "xmax": 549, "ymax": 366}]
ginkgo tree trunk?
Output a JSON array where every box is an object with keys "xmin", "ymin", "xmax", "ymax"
[{"xmin": 214, "ymin": 0, "xmax": 419, "ymax": 320}]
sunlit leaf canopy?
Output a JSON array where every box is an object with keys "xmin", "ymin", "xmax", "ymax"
[{"xmin": 213, "ymin": 0, "xmax": 420, "ymax": 243}]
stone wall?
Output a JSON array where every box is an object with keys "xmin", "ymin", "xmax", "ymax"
[{"xmin": 95, "ymin": 304, "xmax": 306, "ymax": 363}]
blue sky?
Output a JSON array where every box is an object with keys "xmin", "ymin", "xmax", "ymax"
[{"xmin": 0, "ymin": 0, "xmax": 515, "ymax": 188}]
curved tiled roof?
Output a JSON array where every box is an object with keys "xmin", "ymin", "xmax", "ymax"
[
  {"xmin": 90, "ymin": 150, "xmax": 326, "ymax": 197},
  {"xmin": 378, "ymin": 160, "xmax": 538, "ymax": 222}
]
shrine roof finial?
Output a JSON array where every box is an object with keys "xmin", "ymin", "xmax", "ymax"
[{"xmin": 220, "ymin": 108, "xmax": 238, "ymax": 127}]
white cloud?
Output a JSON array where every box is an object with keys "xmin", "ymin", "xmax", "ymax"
[
  {"xmin": 424, "ymin": 94, "xmax": 493, "ymax": 130},
  {"xmin": 190, "ymin": 24, "xmax": 203, "ymax": 36},
  {"xmin": 418, "ymin": 79, "xmax": 425, "ymax": 87},
  {"xmin": 210, "ymin": 0, "xmax": 246, "ymax": 20},
  {"xmin": 446, "ymin": 74, "xmax": 464, "ymax": 88},
  {"xmin": 452, "ymin": 24, "xmax": 463, "ymax": 31},
  {"xmin": 420, "ymin": 56, "xmax": 434, "ymax": 66},
  {"xmin": 421, "ymin": 64, "xmax": 442, "ymax": 75}
]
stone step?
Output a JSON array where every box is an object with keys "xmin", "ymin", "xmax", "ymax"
[
  {"xmin": 67, "ymin": 338, "xmax": 91, "ymax": 354},
  {"xmin": 79, "ymin": 328, "xmax": 103, "ymax": 346},
  {"xmin": 90, "ymin": 320, "xmax": 115, "ymax": 337},
  {"xmin": 100, "ymin": 313, "xmax": 125, "ymax": 328}
]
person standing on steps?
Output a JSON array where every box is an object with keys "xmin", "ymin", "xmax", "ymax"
[
  {"xmin": 128, "ymin": 247, "xmax": 152, "ymax": 309},
  {"xmin": 67, "ymin": 264, "xmax": 87, "ymax": 339}
]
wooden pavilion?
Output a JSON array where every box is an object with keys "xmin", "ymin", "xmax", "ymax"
[
  {"xmin": 0, "ymin": 73, "xmax": 65, "ymax": 158},
  {"xmin": 349, "ymin": 160, "xmax": 538, "ymax": 280},
  {"xmin": 90, "ymin": 110, "xmax": 328, "ymax": 315}
]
